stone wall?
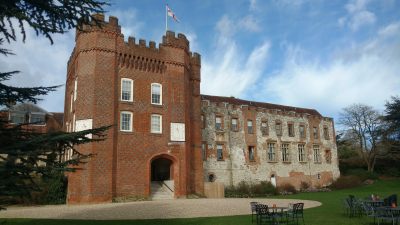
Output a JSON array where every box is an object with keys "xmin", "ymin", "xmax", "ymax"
[{"xmin": 201, "ymin": 96, "xmax": 340, "ymax": 189}]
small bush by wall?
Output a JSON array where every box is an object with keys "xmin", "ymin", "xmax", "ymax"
[
  {"xmin": 278, "ymin": 183, "xmax": 297, "ymax": 194},
  {"xmin": 330, "ymin": 175, "xmax": 362, "ymax": 190},
  {"xmin": 225, "ymin": 181, "xmax": 277, "ymax": 197}
]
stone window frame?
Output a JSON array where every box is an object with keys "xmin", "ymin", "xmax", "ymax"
[
  {"xmin": 216, "ymin": 143, "xmax": 224, "ymax": 161},
  {"xmin": 150, "ymin": 114, "xmax": 162, "ymax": 134},
  {"xmin": 231, "ymin": 117, "xmax": 239, "ymax": 132},
  {"xmin": 121, "ymin": 78, "xmax": 134, "ymax": 102},
  {"xmin": 275, "ymin": 120, "xmax": 282, "ymax": 136},
  {"xmin": 74, "ymin": 78, "xmax": 78, "ymax": 101},
  {"xmin": 247, "ymin": 119, "xmax": 254, "ymax": 134},
  {"xmin": 201, "ymin": 142, "xmax": 207, "ymax": 161},
  {"xmin": 325, "ymin": 149, "xmax": 332, "ymax": 164},
  {"xmin": 72, "ymin": 113, "xmax": 76, "ymax": 132},
  {"xmin": 267, "ymin": 142, "xmax": 277, "ymax": 162},
  {"xmin": 281, "ymin": 142, "xmax": 290, "ymax": 163},
  {"xmin": 151, "ymin": 83, "xmax": 162, "ymax": 105},
  {"xmin": 288, "ymin": 122, "xmax": 295, "ymax": 137},
  {"xmin": 248, "ymin": 145, "xmax": 256, "ymax": 162},
  {"xmin": 261, "ymin": 119, "xmax": 269, "ymax": 136},
  {"xmin": 298, "ymin": 143, "xmax": 306, "ymax": 162},
  {"xmin": 313, "ymin": 144, "xmax": 321, "ymax": 163},
  {"xmin": 70, "ymin": 92, "xmax": 73, "ymax": 113},
  {"xmin": 215, "ymin": 114, "xmax": 223, "ymax": 130},
  {"xmin": 120, "ymin": 111, "xmax": 133, "ymax": 132},
  {"xmin": 313, "ymin": 126, "xmax": 319, "ymax": 140},
  {"xmin": 201, "ymin": 114, "xmax": 205, "ymax": 129},
  {"xmin": 323, "ymin": 126, "xmax": 329, "ymax": 140},
  {"xmin": 299, "ymin": 124, "xmax": 306, "ymax": 139}
]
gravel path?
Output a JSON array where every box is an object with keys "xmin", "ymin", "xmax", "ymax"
[{"xmin": 0, "ymin": 198, "xmax": 321, "ymax": 220}]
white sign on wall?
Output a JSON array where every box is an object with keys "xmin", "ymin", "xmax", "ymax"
[
  {"xmin": 75, "ymin": 119, "xmax": 93, "ymax": 139},
  {"xmin": 170, "ymin": 123, "xmax": 185, "ymax": 142}
]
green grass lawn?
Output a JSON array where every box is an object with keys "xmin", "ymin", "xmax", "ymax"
[{"xmin": 2, "ymin": 179, "xmax": 399, "ymax": 225}]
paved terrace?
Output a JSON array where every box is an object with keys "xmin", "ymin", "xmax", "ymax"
[{"xmin": 0, "ymin": 198, "xmax": 321, "ymax": 220}]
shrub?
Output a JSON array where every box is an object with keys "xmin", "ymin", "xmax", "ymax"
[
  {"xmin": 330, "ymin": 175, "xmax": 362, "ymax": 190},
  {"xmin": 224, "ymin": 181, "xmax": 277, "ymax": 197},
  {"xmin": 346, "ymin": 169, "xmax": 379, "ymax": 181},
  {"xmin": 278, "ymin": 183, "xmax": 297, "ymax": 194},
  {"xmin": 300, "ymin": 181, "xmax": 310, "ymax": 191}
]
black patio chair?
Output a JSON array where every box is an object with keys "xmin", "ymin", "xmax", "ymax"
[
  {"xmin": 375, "ymin": 207, "xmax": 396, "ymax": 225},
  {"xmin": 255, "ymin": 204, "xmax": 282, "ymax": 225},
  {"xmin": 250, "ymin": 201, "xmax": 259, "ymax": 223},
  {"xmin": 286, "ymin": 203, "xmax": 304, "ymax": 225},
  {"xmin": 361, "ymin": 202, "xmax": 377, "ymax": 224}
]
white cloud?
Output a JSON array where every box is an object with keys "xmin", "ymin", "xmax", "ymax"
[
  {"xmin": 239, "ymin": 16, "xmax": 261, "ymax": 32},
  {"xmin": 260, "ymin": 21, "xmax": 400, "ymax": 118},
  {"xmin": 249, "ymin": 0, "xmax": 258, "ymax": 11},
  {"xmin": 348, "ymin": 10, "xmax": 376, "ymax": 31},
  {"xmin": 340, "ymin": 0, "xmax": 376, "ymax": 31},
  {"xmin": 216, "ymin": 15, "xmax": 261, "ymax": 41},
  {"xmin": 202, "ymin": 18, "xmax": 270, "ymax": 97},
  {"xmin": 378, "ymin": 22, "xmax": 400, "ymax": 38}
]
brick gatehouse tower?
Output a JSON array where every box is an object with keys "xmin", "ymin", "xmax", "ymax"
[{"xmin": 64, "ymin": 14, "xmax": 203, "ymax": 203}]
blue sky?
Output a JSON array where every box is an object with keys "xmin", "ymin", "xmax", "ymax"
[{"xmin": 2, "ymin": 0, "xmax": 400, "ymax": 121}]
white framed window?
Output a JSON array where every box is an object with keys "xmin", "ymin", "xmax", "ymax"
[
  {"xmin": 215, "ymin": 116, "xmax": 222, "ymax": 130},
  {"xmin": 313, "ymin": 145, "xmax": 321, "ymax": 163},
  {"xmin": 74, "ymin": 78, "xmax": 78, "ymax": 101},
  {"xmin": 231, "ymin": 118, "xmax": 238, "ymax": 131},
  {"xmin": 151, "ymin": 83, "xmax": 162, "ymax": 105},
  {"xmin": 151, "ymin": 114, "xmax": 162, "ymax": 134},
  {"xmin": 10, "ymin": 111, "xmax": 25, "ymax": 124},
  {"xmin": 121, "ymin": 78, "xmax": 133, "ymax": 101},
  {"xmin": 281, "ymin": 143, "xmax": 290, "ymax": 162},
  {"xmin": 267, "ymin": 143, "xmax": 276, "ymax": 161},
  {"xmin": 120, "ymin": 111, "xmax": 132, "ymax": 132},
  {"xmin": 30, "ymin": 113, "xmax": 46, "ymax": 125},
  {"xmin": 298, "ymin": 144, "xmax": 306, "ymax": 162}
]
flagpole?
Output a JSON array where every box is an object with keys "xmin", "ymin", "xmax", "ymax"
[{"xmin": 165, "ymin": 4, "xmax": 168, "ymax": 32}]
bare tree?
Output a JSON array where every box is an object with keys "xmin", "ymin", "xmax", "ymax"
[{"xmin": 339, "ymin": 104, "xmax": 383, "ymax": 172}]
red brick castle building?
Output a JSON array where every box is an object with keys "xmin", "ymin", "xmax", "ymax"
[{"xmin": 64, "ymin": 15, "xmax": 339, "ymax": 204}]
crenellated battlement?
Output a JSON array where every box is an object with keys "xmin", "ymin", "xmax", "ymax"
[
  {"xmin": 190, "ymin": 52, "xmax": 201, "ymax": 66},
  {"xmin": 125, "ymin": 36, "xmax": 160, "ymax": 51},
  {"xmin": 77, "ymin": 14, "xmax": 121, "ymax": 36},
  {"xmin": 161, "ymin": 30, "xmax": 189, "ymax": 51}
]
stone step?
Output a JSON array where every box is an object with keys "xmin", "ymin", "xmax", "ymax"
[{"xmin": 150, "ymin": 181, "xmax": 174, "ymax": 200}]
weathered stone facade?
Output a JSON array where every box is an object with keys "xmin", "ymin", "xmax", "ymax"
[
  {"xmin": 201, "ymin": 95, "xmax": 340, "ymax": 189},
  {"xmin": 64, "ymin": 15, "xmax": 339, "ymax": 204}
]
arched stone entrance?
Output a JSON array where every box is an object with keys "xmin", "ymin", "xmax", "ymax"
[
  {"xmin": 151, "ymin": 158, "xmax": 173, "ymax": 181},
  {"xmin": 149, "ymin": 155, "xmax": 176, "ymax": 199}
]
